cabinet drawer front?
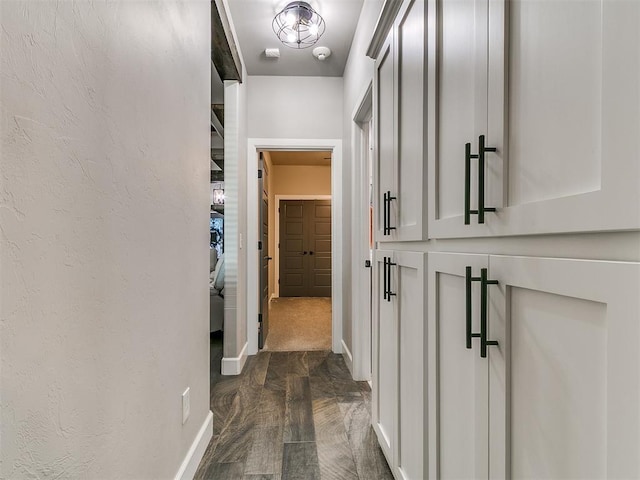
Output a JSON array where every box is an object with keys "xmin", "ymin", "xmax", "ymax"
[{"xmin": 488, "ymin": 256, "xmax": 640, "ymax": 478}]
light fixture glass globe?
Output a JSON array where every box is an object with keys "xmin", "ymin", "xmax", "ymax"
[
  {"xmin": 272, "ymin": 1, "xmax": 325, "ymax": 49},
  {"xmin": 285, "ymin": 12, "xmax": 296, "ymax": 27}
]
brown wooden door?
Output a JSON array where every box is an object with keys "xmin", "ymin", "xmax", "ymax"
[
  {"xmin": 258, "ymin": 155, "xmax": 270, "ymax": 348},
  {"xmin": 307, "ymin": 200, "xmax": 332, "ymax": 297},
  {"xmin": 279, "ymin": 200, "xmax": 332, "ymax": 297}
]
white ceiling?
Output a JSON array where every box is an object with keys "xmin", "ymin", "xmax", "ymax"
[
  {"xmin": 227, "ymin": 0, "xmax": 365, "ymax": 77},
  {"xmin": 268, "ymin": 150, "xmax": 332, "ymax": 166}
]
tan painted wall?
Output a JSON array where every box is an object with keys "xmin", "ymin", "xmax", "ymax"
[
  {"xmin": 272, "ymin": 165, "xmax": 332, "ymax": 195},
  {"xmin": 266, "ymin": 164, "xmax": 331, "ymax": 299}
]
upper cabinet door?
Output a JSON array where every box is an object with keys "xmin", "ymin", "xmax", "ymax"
[
  {"xmin": 374, "ymin": 34, "xmax": 396, "ymax": 242},
  {"xmin": 392, "ymin": 0, "xmax": 427, "ymax": 242},
  {"xmin": 429, "ymin": 0, "xmax": 640, "ymax": 238},
  {"xmin": 487, "ymin": 256, "xmax": 640, "ymax": 478},
  {"xmin": 427, "ymin": 0, "xmax": 487, "ymax": 238},
  {"xmin": 375, "ymin": 0, "xmax": 427, "ymax": 243}
]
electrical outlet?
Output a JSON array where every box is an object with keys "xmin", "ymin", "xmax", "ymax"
[{"xmin": 182, "ymin": 387, "xmax": 190, "ymax": 425}]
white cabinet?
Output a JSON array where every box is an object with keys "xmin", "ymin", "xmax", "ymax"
[
  {"xmin": 373, "ymin": 249, "xmax": 426, "ymax": 480},
  {"xmin": 428, "ymin": 252, "xmax": 640, "ymax": 478},
  {"xmin": 427, "ymin": 252, "xmax": 489, "ymax": 479},
  {"xmin": 427, "ymin": 0, "xmax": 640, "ymax": 238},
  {"xmin": 374, "ymin": 35, "xmax": 395, "ymax": 242},
  {"xmin": 373, "ymin": 249, "xmax": 396, "ymax": 462},
  {"xmin": 374, "ymin": 0, "xmax": 427, "ymax": 242}
]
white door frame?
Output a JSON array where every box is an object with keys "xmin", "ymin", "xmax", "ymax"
[
  {"xmin": 274, "ymin": 194, "xmax": 332, "ymax": 299},
  {"xmin": 351, "ymin": 82, "xmax": 374, "ymax": 381},
  {"xmin": 247, "ymin": 138, "xmax": 343, "ymax": 355}
]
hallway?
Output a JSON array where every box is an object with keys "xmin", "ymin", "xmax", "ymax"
[{"xmin": 194, "ymin": 348, "xmax": 392, "ymax": 480}]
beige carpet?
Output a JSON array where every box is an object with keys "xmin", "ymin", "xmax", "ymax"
[{"xmin": 264, "ymin": 297, "xmax": 332, "ymax": 351}]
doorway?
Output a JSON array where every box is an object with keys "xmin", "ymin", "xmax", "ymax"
[
  {"xmin": 247, "ymin": 139, "xmax": 343, "ymax": 356},
  {"xmin": 351, "ymin": 82, "xmax": 374, "ymax": 381},
  {"xmin": 260, "ymin": 152, "xmax": 332, "ymax": 352}
]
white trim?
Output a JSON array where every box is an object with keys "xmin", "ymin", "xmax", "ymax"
[
  {"xmin": 221, "ymin": 342, "xmax": 248, "ymax": 375},
  {"xmin": 366, "ymin": 0, "xmax": 404, "ymax": 59},
  {"xmin": 274, "ymin": 194, "xmax": 332, "ymax": 298},
  {"xmin": 247, "ymin": 138, "xmax": 343, "ymax": 355},
  {"xmin": 174, "ymin": 411, "xmax": 213, "ymax": 480},
  {"xmin": 350, "ymin": 82, "xmax": 374, "ymax": 381},
  {"xmin": 341, "ymin": 339, "xmax": 354, "ymax": 376}
]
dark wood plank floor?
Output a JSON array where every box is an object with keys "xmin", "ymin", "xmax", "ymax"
[{"xmin": 195, "ymin": 339, "xmax": 393, "ymax": 480}]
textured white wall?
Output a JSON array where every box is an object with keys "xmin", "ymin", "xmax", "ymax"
[
  {"xmin": 0, "ymin": 1, "xmax": 211, "ymax": 478},
  {"xmin": 247, "ymin": 76, "xmax": 343, "ymax": 139}
]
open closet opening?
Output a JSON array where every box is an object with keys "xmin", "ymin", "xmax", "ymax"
[{"xmin": 209, "ymin": 58, "xmax": 225, "ymax": 386}]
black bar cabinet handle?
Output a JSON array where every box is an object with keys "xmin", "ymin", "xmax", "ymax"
[
  {"xmin": 387, "ymin": 191, "xmax": 396, "ymax": 234},
  {"xmin": 465, "ymin": 266, "xmax": 482, "ymax": 349},
  {"xmin": 477, "ymin": 135, "xmax": 497, "ymax": 224},
  {"xmin": 387, "ymin": 258, "xmax": 396, "ymax": 302},
  {"xmin": 480, "ymin": 268, "xmax": 499, "ymax": 358},
  {"xmin": 464, "ymin": 143, "xmax": 477, "ymax": 225},
  {"xmin": 383, "ymin": 257, "xmax": 388, "ymax": 300},
  {"xmin": 383, "ymin": 192, "xmax": 388, "ymax": 235}
]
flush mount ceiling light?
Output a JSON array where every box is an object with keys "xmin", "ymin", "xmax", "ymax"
[{"xmin": 272, "ymin": 1, "xmax": 325, "ymax": 49}]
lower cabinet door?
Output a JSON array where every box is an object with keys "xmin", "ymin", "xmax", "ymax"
[
  {"xmin": 374, "ymin": 250, "xmax": 427, "ymax": 479},
  {"xmin": 487, "ymin": 256, "xmax": 640, "ymax": 479},
  {"xmin": 427, "ymin": 252, "xmax": 490, "ymax": 479},
  {"xmin": 394, "ymin": 251, "xmax": 427, "ymax": 480},
  {"xmin": 373, "ymin": 249, "xmax": 397, "ymax": 463}
]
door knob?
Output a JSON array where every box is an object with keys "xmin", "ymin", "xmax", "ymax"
[
  {"xmin": 309, "ymin": 251, "xmax": 314, "ymax": 255},
  {"xmin": 300, "ymin": 251, "xmax": 308, "ymax": 255}
]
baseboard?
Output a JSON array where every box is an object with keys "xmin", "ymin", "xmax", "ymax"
[
  {"xmin": 174, "ymin": 410, "xmax": 213, "ymax": 480},
  {"xmin": 341, "ymin": 339, "xmax": 354, "ymax": 376},
  {"xmin": 221, "ymin": 341, "xmax": 248, "ymax": 375}
]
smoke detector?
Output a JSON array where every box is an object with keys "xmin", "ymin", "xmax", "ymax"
[{"xmin": 312, "ymin": 46, "xmax": 331, "ymax": 61}]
